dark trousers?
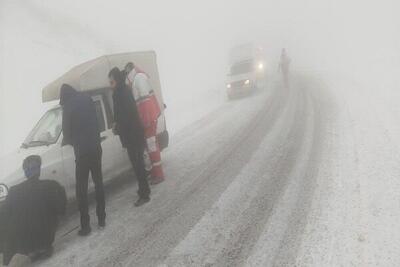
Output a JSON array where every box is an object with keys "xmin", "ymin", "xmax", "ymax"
[
  {"xmin": 126, "ymin": 144, "xmax": 150, "ymax": 199},
  {"xmin": 75, "ymin": 149, "xmax": 105, "ymax": 228}
]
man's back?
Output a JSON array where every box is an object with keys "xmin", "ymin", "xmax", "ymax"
[
  {"xmin": 113, "ymin": 85, "xmax": 145, "ymax": 148},
  {"xmin": 62, "ymin": 88, "xmax": 101, "ymax": 157},
  {"xmin": 3, "ymin": 179, "xmax": 66, "ymax": 253}
]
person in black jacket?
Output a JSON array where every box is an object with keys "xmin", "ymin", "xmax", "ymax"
[
  {"xmin": 60, "ymin": 84, "xmax": 105, "ymax": 236},
  {"xmin": 1, "ymin": 155, "xmax": 66, "ymax": 266},
  {"xmin": 108, "ymin": 67, "xmax": 151, "ymax": 207}
]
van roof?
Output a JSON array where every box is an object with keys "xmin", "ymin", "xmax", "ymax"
[{"xmin": 42, "ymin": 51, "xmax": 163, "ymax": 103}]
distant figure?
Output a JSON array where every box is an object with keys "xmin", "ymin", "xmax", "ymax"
[
  {"xmin": 60, "ymin": 84, "xmax": 106, "ymax": 236},
  {"xmin": 125, "ymin": 62, "xmax": 165, "ymax": 185},
  {"xmin": 109, "ymin": 67, "xmax": 151, "ymax": 207},
  {"xmin": 279, "ymin": 48, "xmax": 291, "ymax": 87},
  {"xmin": 1, "ymin": 155, "xmax": 66, "ymax": 266}
]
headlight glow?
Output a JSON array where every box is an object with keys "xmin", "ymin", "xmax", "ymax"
[
  {"xmin": 244, "ymin": 80, "xmax": 250, "ymax": 85},
  {"xmin": 227, "ymin": 83, "xmax": 231, "ymax": 89},
  {"xmin": 0, "ymin": 184, "xmax": 8, "ymax": 201},
  {"xmin": 258, "ymin": 62, "xmax": 264, "ymax": 70}
]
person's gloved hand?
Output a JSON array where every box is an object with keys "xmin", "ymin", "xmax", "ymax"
[{"xmin": 112, "ymin": 123, "xmax": 119, "ymax": 135}]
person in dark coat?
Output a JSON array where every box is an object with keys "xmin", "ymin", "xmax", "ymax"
[
  {"xmin": 1, "ymin": 155, "xmax": 66, "ymax": 266},
  {"xmin": 60, "ymin": 84, "xmax": 105, "ymax": 236},
  {"xmin": 279, "ymin": 48, "xmax": 291, "ymax": 87},
  {"xmin": 108, "ymin": 67, "xmax": 151, "ymax": 207}
]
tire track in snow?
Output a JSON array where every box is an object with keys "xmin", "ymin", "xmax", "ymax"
[
  {"xmin": 246, "ymin": 81, "xmax": 320, "ymax": 266},
  {"xmin": 116, "ymin": 83, "xmax": 291, "ymax": 266},
  {"xmin": 161, "ymin": 83, "xmax": 302, "ymax": 267},
  {"xmin": 33, "ymin": 82, "xmax": 286, "ymax": 267},
  {"xmin": 213, "ymin": 82, "xmax": 313, "ymax": 267}
]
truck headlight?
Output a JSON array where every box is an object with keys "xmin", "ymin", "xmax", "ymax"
[
  {"xmin": 258, "ymin": 63, "xmax": 264, "ymax": 70},
  {"xmin": 226, "ymin": 83, "xmax": 231, "ymax": 89},
  {"xmin": 244, "ymin": 79, "xmax": 250, "ymax": 85},
  {"xmin": 0, "ymin": 184, "xmax": 8, "ymax": 201}
]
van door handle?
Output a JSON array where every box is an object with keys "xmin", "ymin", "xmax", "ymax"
[{"xmin": 101, "ymin": 136, "xmax": 107, "ymax": 142}]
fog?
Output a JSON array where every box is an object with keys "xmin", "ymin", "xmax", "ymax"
[{"xmin": 0, "ymin": 0, "xmax": 399, "ymax": 156}]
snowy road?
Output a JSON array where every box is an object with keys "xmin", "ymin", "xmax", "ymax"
[{"xmin": 7, "ymin": 75, "xmax": 378, "ymax": 267}]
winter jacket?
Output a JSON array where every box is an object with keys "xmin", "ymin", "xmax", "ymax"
[
  {"xmin": 60, "ymin": 84, "xmax": 101, "ymax": 158},
  {"xmin": 126, "ymin": 69, "xmax": 161, "ymax": 128},
  {"xmin": 1, "ymin": 179, "xmax": 66, "ymax": 265},
  {"xmin": 113, "ymin": 84, "xmax": 145, "ymax": 149}
]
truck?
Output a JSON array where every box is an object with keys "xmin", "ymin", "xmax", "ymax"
[
  {"xmin": 225, "ymin": 44, "xmax": 267, "ymax": 99},
  {"xmin": 0, "ymin": 51, "xmax": 169, "ymax": 204}
]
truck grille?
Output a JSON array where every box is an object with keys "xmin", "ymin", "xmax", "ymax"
[{"xmin": 231, "ymin": 80, "xmax": 247, "ymax": 88}]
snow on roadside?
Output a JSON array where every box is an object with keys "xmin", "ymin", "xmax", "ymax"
[
  {"xmin": 296, "ymin": 76, "xmax": 400, "ymax": 266},
  {"xmin": 294, "ymin": 79, "xmax": 364, "ymax": 266}
]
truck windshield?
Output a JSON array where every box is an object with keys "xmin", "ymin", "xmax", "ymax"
[
  {"xmin": 230, "ymin": 61, "xmax": 254, "ymax": 75},
  {"xmin": 23, "ymin": 108, "xmax": 62, "ymax": 148}
]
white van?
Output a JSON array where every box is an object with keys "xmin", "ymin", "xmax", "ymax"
[
  {"xmin": 226, "ymin": 44, "xmax": 267, "ymax": 99},
  {"xmin": 0, "ymin": 51, "xmax": 168, "ymax": 203}
]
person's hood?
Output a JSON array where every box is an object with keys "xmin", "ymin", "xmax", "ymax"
[
  {"xmin": 126, "ymin": 69, "xmax": 137, "ymax": 84},
  {"xmin": 126, "ymin": 67, "xmax": 149, "ymax": 84},
  {"xmin": 59, "ymin": 84, "xmax": 79, "ymax": 106},
  {"xmin": 135, "ymin": 66, "xmax": 149, "ymax": 77}
]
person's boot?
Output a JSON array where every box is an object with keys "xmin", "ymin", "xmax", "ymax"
[
  {"xmin": 134, "ymin": 197, "xmax": 150, "ymax": 207},
  {"xmin": 78, "ymin": 226, "xmax": 91, "ymax": 236},
  {"xmin": 41, "ymin": 246, "xmax": 54, "ymax": 258},
  {"xmin": 150, "ymin": 177, "xmax": 164, "ymax": 185},
  {"xmin": 98, "ymin": 218, "xmax": 106, "ymax": 229},
  {"xmin": 29, "ymin": 251, "xmax": 43, "ymax": 262},
  {"xmin": 29, "ymin": 246, "xmax": 53, "ymax": 262}
]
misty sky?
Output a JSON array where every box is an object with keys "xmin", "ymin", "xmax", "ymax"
[{"xmin": 0, "ymin": 0, "xmax": 399, "ymax": 156}]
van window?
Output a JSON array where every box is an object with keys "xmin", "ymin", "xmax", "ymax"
[
  {"xmin": 23, "ymin": 108, "xmax": 62, "ymax": 147},
  {"xmin": 94, "ymin": 100, "xmax": 106, "ymax": 133},
  {"xmin": 230, "ymin": 61, "xmax": 254, "ymax": 75}
]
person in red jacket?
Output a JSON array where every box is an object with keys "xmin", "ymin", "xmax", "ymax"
[{"xmin": 125, "ymin": 62, "xmax": 165, "ymax": 185}]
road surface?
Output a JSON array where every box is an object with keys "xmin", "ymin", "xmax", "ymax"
[{"xmin": 7, "ymin": 74, "xmax": 399, "ymax": 266}]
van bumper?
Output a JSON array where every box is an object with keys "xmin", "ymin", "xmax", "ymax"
[{"xmin": 227, "ymin": 85, "xmax": 254, "ymax": 99}]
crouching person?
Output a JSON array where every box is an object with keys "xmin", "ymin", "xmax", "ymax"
[{"xmin": 1, "ymin": 155, "xmax": 66, "ymax": 265}]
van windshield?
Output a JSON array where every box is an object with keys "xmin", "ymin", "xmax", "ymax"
[
  {"xmin": 23, "ymin": 108, "xmax": 62, "ymax": 148},
  {"xmin": 230, "ymin": 61, "xmax": 254, "ymax": 75}
]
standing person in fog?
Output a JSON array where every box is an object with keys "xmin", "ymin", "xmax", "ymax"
[
  {"xmin": 1, "ymin": 155, "xmax": 66, "ymax": 266},
  {"xmin": 125, "ymin": 62, "xmax": 165, "ymax": 185},
  {"xmin": 109, "ymin": 67, "xmax": 151, "ymax": 207},
  {"xmin": 60, "ymin": 84, "xmax": 106, "ymax": 236},
  {"xmin": 279, "ymin": 48, "xmax": 291, "ymax": 87}
]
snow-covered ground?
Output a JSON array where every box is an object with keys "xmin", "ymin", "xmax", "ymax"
[
  {"xmin": 2, "ymin": 0, "xmax": 400, "ymax": 266},
  {"xmin": 296, "ymin": 74, "xmax": 400, "ymax": 266},
  {"xmin": 3, "ymin": 69, "xmax": 400, "ymax": 266}
]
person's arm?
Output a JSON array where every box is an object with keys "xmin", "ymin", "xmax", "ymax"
[
  {"xmin": 56, "ymin": 184, "xmax": 67, "ymax": 216},
  {"xmin": 62, "ymin": 106, "xmax": 73, "ymax": 146},
  {"xmin": 47, "ymin": 181, "xmax": 67, "ymax": 216},
  {"xmin": 0, "ymin": 189, "xmax": 13, "ymax": 246},
  {"xmin": 135, "ymin": 74, "xmax": 151, "ymax": 97},
  {"xmin": 135, "ymin": 75, "xmax": 160, "ymax": 127},
  {"xmin": 0, "ymin": 199, "xmax": 7, "ymax": 252}
]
